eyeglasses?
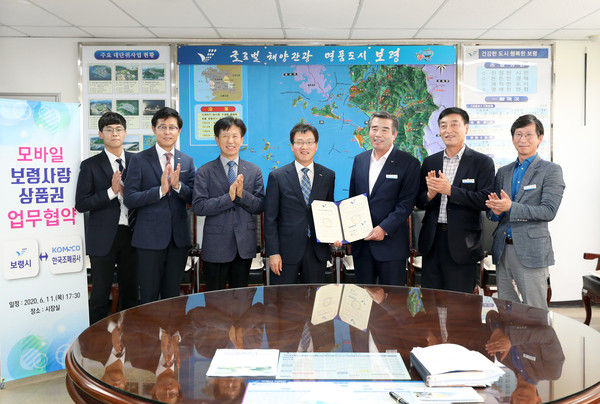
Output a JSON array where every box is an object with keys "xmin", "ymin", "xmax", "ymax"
[
  {"xmin": 157, "ymin": 125, "xmax": 179, "ymax": 132},
  {"xmin": 221, "ymin": 133, "xmax": 242, "ymax": 140},
  {"xmin": 513, "ymin": 133, "xmax": 537, "ymax": 140},
  {"xmin": 293, "ymin": 141, "xmax": 316, "ymax": 147},
  {"xmin": 103, "ymin": 127, "xmax": 124, "ymax": 134}
]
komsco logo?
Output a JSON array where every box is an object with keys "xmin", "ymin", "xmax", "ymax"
[{"xmin": 51, "ymin": 245, "xmax": 81, "ymax": 253}]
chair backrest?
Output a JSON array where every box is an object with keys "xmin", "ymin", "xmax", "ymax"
[
  {"xmin": 481, "ymin": 211, "xmax": 496, "ymax": 254},
  {"xmin": 410, "ymin": 209, "xmax": 425, "ymax": 252},
  {"xmin": 584, "ymin": 253, "xmax": 600, "ymax": 271}
]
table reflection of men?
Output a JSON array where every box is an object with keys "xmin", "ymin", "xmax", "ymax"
[
  {"xmin": 79, "ymin": 313, "xmax": 128, "ymax": 390},
  {"xmin": 263, "ymin": 285, "xmax": 335, "ymax": 352},
  {"xmin": 349, "ymin": 287, "xmax": 488, "ymax": 366},
  {"xmin": 210, "ymin": 377, "xmax": 245, "ymax": 404},
  {"xmin": 485, "ymin": 303, "xmax": 565, "ymax": 404},
  {"xmin": 188, "ymin": 288, "xmax": 264, "ymax": 358},
  {"xmin": 123, "ymin": 296, "xmax": 190, "ymax": 403}
]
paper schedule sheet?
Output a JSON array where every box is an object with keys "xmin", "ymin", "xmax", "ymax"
[
  {"xmin": 311, "ymin": 194, "xmax": 372, "ymax": 243},
  {"xmin": 277, "ymin": 352, "xmax": 410, "ymax": 380}
]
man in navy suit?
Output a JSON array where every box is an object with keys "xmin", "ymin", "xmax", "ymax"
[
  {"xmin": 264, "ymin": 123, "xmax": 336, "ymax": 284},
  {"xmin": 124, "ymin": 107, "xmax": 195, "ymax": 304},
  {"xmin": 486, "ymin": 115, "xmax": 565, "ymax": 309},
  {"xmin": 76, "ymin": 111, "xmax": 137, "ymax": 324},
  {"xmin": 192, "ymin": 117, "xmax": 264, "ymax": 290},
  {"xmin": 349, "ymin": 111, "xmax": 420, "ymax": 285},
  {"xmin": 416, "ymin": 107, "xmax": 495, "ymax": 293}
]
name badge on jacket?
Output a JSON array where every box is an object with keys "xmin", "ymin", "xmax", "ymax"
[
  {"xmin": 386, "ymin": 174, "xmax": 398, "ymax": 179},
  {"xmin": 524, "ymin": 184, "xmax": 537, "ymax": 190},
  {"xmin": 462, "ymin": 178, "xmax": 475, "ymax": 184}
]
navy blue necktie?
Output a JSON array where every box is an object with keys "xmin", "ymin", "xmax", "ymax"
[
  {"xmin": 227, "ymin": 160, "xmax": 236, "ymax": 185},
  {"xmin": 301, "ymin": 168, "xmax": 311, "ymax": 237}
]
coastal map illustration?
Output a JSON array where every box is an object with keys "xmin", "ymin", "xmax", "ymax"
[{"xmin": 181, "ymin": 62, "xmax": 454, "ymax": 199}]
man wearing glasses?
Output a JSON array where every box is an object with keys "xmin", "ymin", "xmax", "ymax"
[
  {"xmin": 76, "ymin": 111, "xmax": 138, "ymax": 323},
  {"xmin": 264, "ymin": 123, "xmax": 336, "ymax": 284},
  {"xmin": 192, "ymin": 116, "xmax": 265, "ymax": 290},
  {"xmin": 124, "ymin": 107, "xmax": 195, "ymax": 304},
  {"xmin": 486, "ymin": 114, "xmax": 565, "ymax": 310}
]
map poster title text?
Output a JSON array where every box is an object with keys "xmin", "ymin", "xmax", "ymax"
[{"xmin": 178, "ymin": 45, "xmax": 456, "ymax": 66}]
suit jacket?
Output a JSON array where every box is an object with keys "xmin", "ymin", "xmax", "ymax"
[
  {"xmin": 349, "ymin": 147, "xmax": 420, "ymax": 261},
  {"xmin": 75, "ymin": 150, "xmax": 134, "ymax": 256},
  {"xmin": 493, "ymin": 301, "xmax": 565, "ymax": 383},
  {"xmin": 416, "ymin": 146, "xmax": 495, "ymax": 264},
  {"xmin": 192, "ymin": 157, "xmax": 265, "ymax": 262},
  {"xmin": 123, "ymin": 147, "xmax": 195, "ymax": 250},
  {"xmin": 264, "ymin": 162, "xmax": 335, "ymax": 265},
  {"xmin": 488, "ymin": 155, "xmax": 565, "ymax": 267}
]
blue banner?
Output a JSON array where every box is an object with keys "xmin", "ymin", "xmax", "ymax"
[{"xmin": 178, "ymin": 45, "xmax": 456, "ymax": 66}]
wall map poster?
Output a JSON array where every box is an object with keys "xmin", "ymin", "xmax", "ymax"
[
  {"xmin": 80, "ymin": 44, "xmax": 172, "ymax": 158},
  {"xmin": 462, "ymin": 45, "xmax": 553, "ymax": 168},
  {"xmin": 178, "ymin": 45, "xmax": 456, "ymax": 199}
]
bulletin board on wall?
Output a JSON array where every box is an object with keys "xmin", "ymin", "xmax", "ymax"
[
  {"xmin": 177, "ymin": 45, "xmax": 457, "ymax": 200},
  {"xmin": 461, "ymin": 44, "xmax": 553, "ymax": 168},
  {"xmin": 79, "ymin": 44, "xmax": 174, "ymax": 158}
]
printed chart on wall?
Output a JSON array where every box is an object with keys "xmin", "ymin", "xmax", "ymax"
[
  {"xmin": 178, "ymin": 45, "xmax": 456, "ymax": 199},
  {"xmin": 462, "ymin": 45, "xmax": 553, "ymax": 168},
  {"xmin": 0, "ymin": 98, "xmax": 88, "ymax": 382},
  {"xmin": 81, "ymin": 44, "xmax": 172, "ymax": 158}
]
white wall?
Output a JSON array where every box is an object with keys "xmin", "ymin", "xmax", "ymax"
[
  {"xmin": 551, "ymin": 41, "xmax": 600, "ymax": 301},
  {"xmin": 1, "ymin": 38, "xmax": 598, "ymax": 301}
]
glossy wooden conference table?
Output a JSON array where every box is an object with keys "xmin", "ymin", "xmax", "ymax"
[{"xmin": 65, "ymin": 285, "xmax": 600, "ymax": 403}]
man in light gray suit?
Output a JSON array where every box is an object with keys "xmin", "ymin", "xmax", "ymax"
[
  {"xmin": 486, "ymin": 114, "xmax": 565, "ymax": 309},
  {"xmin": 192, "ymin": 117, "xmax": 265, "ymax": 290}
]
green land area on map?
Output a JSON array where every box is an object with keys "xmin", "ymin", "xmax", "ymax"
[{"xmin": 344, "ymin": 65, "xmax": 438, "ymax": 160}]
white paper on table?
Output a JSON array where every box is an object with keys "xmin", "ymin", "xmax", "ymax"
[
  {"xmin": 206, "ymin": 348, "xmax": 279, "ymax": 377},
  {"xmin": 242, "ymin": 380, "xmax": 483, "ymax": 404},
  {"xmin": 277, "ymin": 352, "xmax": 410, "ymax": 380}
]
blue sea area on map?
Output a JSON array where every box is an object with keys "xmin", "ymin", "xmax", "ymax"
[
  {"xmin": 180, "ymin": 63, "xmax": 455, "ymax": 201},
  {"xmin": 243, "ymin": 65, "xmax": 371, "ymax": 199}
]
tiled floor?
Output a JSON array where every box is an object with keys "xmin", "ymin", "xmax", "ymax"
[{"xmin": 1, "ymin": 305, "xmax": 598, "ymax": 403}]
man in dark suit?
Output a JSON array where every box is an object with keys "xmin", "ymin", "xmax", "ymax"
[
  {"xmin": 486, "ymin": 114, "xmax": 565, "ymax": 310},
  {"xmin": 264, "ymin": 123, "xmax": 336, "ymax": 284},
  {"xmin": 75, "ymin": 111, "xmax": 137, "ymax": 324},
  {"xmin": 192, "ymin": 117, "xmax": 264, "ymax": 290},
  {"xmin": 416, "ymin": 107, "xmax": 495, "ymax": 292},
  {"xmin": 124, "ymin": 107, "xmax": 195, "ymax": 304},
  {"xmin": 349, "ymin": 110, "xmax": 420, "ymax": 285}
]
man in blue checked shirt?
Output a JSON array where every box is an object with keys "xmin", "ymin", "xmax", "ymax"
[{"xmin": 486, "ymin": 115, "xmax": 565, "ymax": 310}]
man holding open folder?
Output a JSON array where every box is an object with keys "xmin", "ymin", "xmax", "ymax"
[
  {"xmin": 349, "ymin": 111, "xmax": 420, "ymax": 285},
  {"xmin": 264, "ymin": 123, "xmax": 335, "ymax": 284}
]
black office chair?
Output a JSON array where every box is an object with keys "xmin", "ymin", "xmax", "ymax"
[
  {"xmin": 407, "ymin": 209, "xmax": 424, "ymax": 287},
  {"xmin": 582, "ymin": 253, "xmax": 600, "ymax": 325}
]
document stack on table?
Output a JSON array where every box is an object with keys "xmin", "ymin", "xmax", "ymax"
[{"xmin": 410, "ymin": 343, "xmax": 504, "ymax": 387}]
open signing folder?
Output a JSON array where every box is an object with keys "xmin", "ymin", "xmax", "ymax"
[{"xmin": 311, "ymin": 194, "xmax": 372, "ymax": 244}]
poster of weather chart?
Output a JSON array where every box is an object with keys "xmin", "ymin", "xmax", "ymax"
[
  {"xmin": 0, "ymin": 99, "xmax": 88, "ymax": 382},
  {"xmin": 462, "ymin": 45, "xmax": 553, "ymax": 168},
  {"xmin": 178, "ymin": 45, "xmax": 456, "ymax": 200},
  {"xmin": 81, "ymin": 44, "xmax": 172, "ymax": 158}
]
